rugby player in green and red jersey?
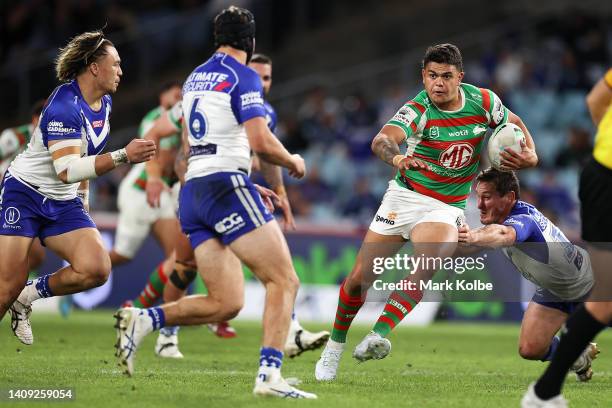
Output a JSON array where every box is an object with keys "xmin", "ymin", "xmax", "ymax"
[
  {"xmin": 315, "ymin": 43, "xmax": 538, "ymax": 381},
  {"xmin": 0, "ymin": 100, "xmax": 47, "ymax": 272}
]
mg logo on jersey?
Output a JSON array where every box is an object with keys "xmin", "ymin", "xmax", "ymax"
[
  {"xmin": 215, "ymin": 213, "xmax": 245, "ymax": 234},
  {"xmin": 439, "ymin": 143, "xmax": 474, "ymax": 169}
]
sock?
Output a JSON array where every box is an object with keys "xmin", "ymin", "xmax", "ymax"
[
  {"xmin": 142, "ymin": 306, "xmax": 166, "ymax": 332},
  {"xmin": 160, "ymin": 326, "xmax": 179, "ymax": 336},
  {"xmin": 540, "ymin": 336, "xmax": 560, "ymax": 362},
  {"xmin": 133, "ymin": 262, "xmax": 168, "ymax": 308},
  {"xmin": 330, "ymin": 282, "xmax": 365, "ymax": 343},
  {"xmin": 534, "ymin": 305, "xmax": 606, "ymax": 400},
  {"xmin": 372, "ymin": 284, "xmax": 423, "ymax": 337},
  {"xmin": 21, "ymin": 275, "xmax": 54, "ymax": 304},
  {"xmin": 257, "ymin": 346, "xmax": 283, "ymax": 383},
  {"xmin": 289, "ymin": 310, "xmax": 302, "ymax": 332}
]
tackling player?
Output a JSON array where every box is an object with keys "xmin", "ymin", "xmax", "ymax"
[
  {"xmin": 522, "ymin": 68, "xmax": 612, "ymax": 407},
  {"xmin": 2, "ymin": 30, "xmax": 156, "ymax": 344},
  {"xmin": 114, "ymin": 7, "xmax": 316, "ymax": 398},
  {"xmin": 458, "ymin": 168, "xmax": 599, "ymax": 381},
  {"xmin": 315, "ymin": 43, "xmax": 538, "ymax": 381}
]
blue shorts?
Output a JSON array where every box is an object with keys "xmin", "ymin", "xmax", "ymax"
[
  {"xmin": 0, "ymin": 172, "xmax": 96, "ymax": 242},
  {"xmin": 179, "ymin": 172, "xmax": 273, "ymax": 248},
  {"xmin": 531, "ymin": 287, "xmax": 584, "ymax": 315}
]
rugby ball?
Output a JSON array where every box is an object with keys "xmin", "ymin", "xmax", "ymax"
[{"xmin": 487, "ymin": 123, "xmax": 526, "ymax": 171}]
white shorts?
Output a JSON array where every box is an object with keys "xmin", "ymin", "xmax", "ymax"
[
  {"xmin": 114, "ymin": 179, "xmax": 178, "ymax": 259},
  {"xmin": 368, "ymin": 180, "xmax": 465, "ymax": 240}
]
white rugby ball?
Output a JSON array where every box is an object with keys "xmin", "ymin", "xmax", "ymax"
[{"xmin": 487, "ymin": 123, "xmax": 526, "ymax": 171}]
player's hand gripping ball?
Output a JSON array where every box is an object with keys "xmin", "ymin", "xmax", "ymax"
[{"xmin": 487, "ymin": 123, "xmax": 526, "ymax": 171}]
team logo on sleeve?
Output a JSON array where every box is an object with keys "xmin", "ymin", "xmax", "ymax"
[
  {"xmin": 47, "ymin": 121, "xmax": 76, "ymax": 134},
  {"xmin": 439, "ymin": 143, "xmax": 474, "ymax": 169},
  {"xmin": 392, "ymin": 107, "xmax": 418, "ymax": 127},
  {"xmin": 241, "ymin": 91, "xmax": 264, "ymax": 108},
  {"xmin": 491, "ymin": 94, "xmax": 505, "ymax": 125}
]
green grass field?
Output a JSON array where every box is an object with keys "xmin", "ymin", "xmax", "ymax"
[{"xmin": 1, "ymin": 311, "xmax": 611, "ymax": 407}]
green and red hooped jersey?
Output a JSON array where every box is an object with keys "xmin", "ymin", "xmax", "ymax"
[
  {"xmin": 133, "ymin": 102, "xmax": 183, "ymax": 190},
  {"xmin": 386, "ymin": 83, "xmax": 509, "ymax": 209}
]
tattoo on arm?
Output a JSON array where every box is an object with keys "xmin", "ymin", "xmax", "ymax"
[
  {"xmin": 372, "ymin": 133, "xmax": 401, "ymax": 166},
  {"xmin": 259, "ymin": 156, "xmax": 283, "ymax": 189}
]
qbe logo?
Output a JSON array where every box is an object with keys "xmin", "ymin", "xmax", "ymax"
[
  {"xmin": 4, "ymin": 206, "xmax": 20, "ymax": 225},
  {"xmin": 215, "ymin": 213, "xmax": 245, "ymax": 234},
  {"xmin": 439, "ymin": 143, "xmax": 474, "ymax": 169}
]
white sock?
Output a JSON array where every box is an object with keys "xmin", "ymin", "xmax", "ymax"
[
  {"xmin": 257, "ymin": 365, "xmax": 281, "ymax": 384},
  {"xmin": 19, "ymin": 281, "xmax": 42, "ymax": 305}
]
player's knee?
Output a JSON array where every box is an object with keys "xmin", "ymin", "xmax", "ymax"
[
  {"xmin": 79, "ymin": 253, "xmax": 111, "ymax": 287},
  {"xmin": 219, "ymin": 298, "xmax": 244, "ymax": 321},
  {"xmin": 518, "ymin": 341, "xmax": 547, "ymax": 360}
]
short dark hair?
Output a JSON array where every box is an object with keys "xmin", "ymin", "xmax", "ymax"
[
  {"xmin": 31, "ymin": 99, "xmax": 46, "ymax": 117},
  {"xmin": 422, "ymin": 43, "xmax": 463, "ymax": 72},
  {"xmin": 476, "ymin": 167, "xmax": 520, "ymax": 199},
  {"xmin": 250, "ymin": 53, "xmax": 272, "ymax": 65},
  {"xmin": 159, "ymin": 80, "xmax": 182, "ymax": 95}
]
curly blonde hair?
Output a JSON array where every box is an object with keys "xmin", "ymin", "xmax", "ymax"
[{"xmin": 55, "ymin": 30, "xmax": 114, "ymax": 82}]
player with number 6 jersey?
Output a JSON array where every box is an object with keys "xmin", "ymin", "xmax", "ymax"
[{"xmin": 113, "ymin": 6, "xmax": 315, "ymax": 399}]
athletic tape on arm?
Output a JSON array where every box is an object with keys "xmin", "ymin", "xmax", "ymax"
[{"xmin": 50, "ymin": 140, "xmax": 98, "ymax": 183}]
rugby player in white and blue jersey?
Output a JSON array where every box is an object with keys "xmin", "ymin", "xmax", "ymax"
[
  {"xmin": 458, "ymin": 168, "xmax": 600, "ymax": 381},
  {"xmin": 113, "ymin": 7, "xmax": 315, "ymax": 399},
  {"xmin": 0, "ymin": 31, "xmax": 156, "ymax": 344}
]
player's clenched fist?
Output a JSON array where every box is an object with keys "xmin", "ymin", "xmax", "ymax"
[
  {"xmin": 125, "ymin": 139, "xmax": 156, "ymax": 163},
  {"xmin": 288, "ymin": 154, "xmax": 306, "ymax": 179}
]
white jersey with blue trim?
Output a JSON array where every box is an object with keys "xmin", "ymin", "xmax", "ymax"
[
  {"xmin": 182, "ymin": 52, "xmax": 267, "ymax": 181},
  {"xmin": 501, "ymin": 201, "xmax": 593, "ymax": 300},
  {"xmin": 8, "ymin": 80, "xmax": 112, "ymax": 200}
]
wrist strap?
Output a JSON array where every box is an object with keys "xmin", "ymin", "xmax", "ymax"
[{"xmin": 110, "ymin": 148, "xmax": 129, "ymax": 167}]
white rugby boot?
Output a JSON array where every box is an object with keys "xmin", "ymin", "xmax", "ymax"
[
  {"xmin": 114, "ymin": 307, "xmax": 151, "ymax": 376},
  {"xmin": 253, "ymin": 366, "xmax": 317, "ymax": 399},
  {"xmin": 9, "ymin": 299, "xmax": 33, "ymax": 345},
  {"xmin": 284, "ymin": 319, "xmax": 329, "ymax": 358},
  {"xmin": 521, "ymin": 383, "xmax": 568, "ymax": 408},
  {"xmin": 155, "ymin": 327, "xmax": 184, "ymax": 359},
  {"xmin": 314, "ymin": 339, "xmax": 345, "ymax": 381},
  {"xmin": 570, "ymin": 342, "xmax": 600, "ymax": 382},
  {"xmin": 352, "ymin": 331, "xmax": 391, "ymax": 362}
]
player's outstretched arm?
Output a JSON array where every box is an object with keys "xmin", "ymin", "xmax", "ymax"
[
  {"xmin": 258, "ymin": 157, "xmax": 295, "ymax": 230},
  {"xmin": 372, "ymin": 125, "xmax": 428, "ymax": 171},
  {"xmin": 244, "ymin": 116, "xmax": 305, "ymax": 178},
  {"xmin": 458, "ymin": 224, "xmax": 516, "ymax": 249},
  {"xmin": 586, "ymin": 69, "xmax": 612, "ymax": 127},
  {"xmin": 49, "ymin": 138, "xmax": 156, "ymax": 184},
  {"xmin": 143, "ymin": 111, "xmax": 180, "ymax": 207}
]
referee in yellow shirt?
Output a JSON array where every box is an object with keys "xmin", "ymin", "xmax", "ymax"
[{"xmin": 522, "ymin": 69, "xmax": 612, "ymax": 407}]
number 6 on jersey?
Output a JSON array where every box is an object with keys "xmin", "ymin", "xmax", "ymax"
[{"xmin": 188, "ymin": 97, "xmax": 208, "ymax": 140}]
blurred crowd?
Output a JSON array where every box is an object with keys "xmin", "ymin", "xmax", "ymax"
[{"xmin": 1, "ymin": 0, "xmax": 209, "ymax": 63}]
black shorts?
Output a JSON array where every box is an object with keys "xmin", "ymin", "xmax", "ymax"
[{"xmin": 579, "ymin": 158, "xmax": 612, "ymax": 243}]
